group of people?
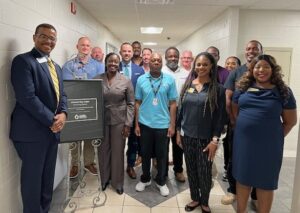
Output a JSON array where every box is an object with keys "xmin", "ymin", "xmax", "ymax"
[{"xmin": 10, "ymin": 23, "xmax": 297, "ymax": 213}]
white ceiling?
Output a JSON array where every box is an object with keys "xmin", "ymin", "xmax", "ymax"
[{"xmin": 77, "ymin": 0, "xmax": 300, "ymax": 51}]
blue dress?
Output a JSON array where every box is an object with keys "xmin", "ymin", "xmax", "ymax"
[{"xmin": 232, "ymin": 86, "xmax": 296, "ymax": 190}]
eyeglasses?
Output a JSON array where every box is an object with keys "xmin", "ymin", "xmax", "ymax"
[{"xmin": 36, "ymin": 33, "xmax": 57, "ymax": 42}]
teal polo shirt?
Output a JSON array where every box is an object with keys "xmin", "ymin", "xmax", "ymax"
[{"xmin": 135, "ymin": 72, "xmax": 177, "ymax": 129}]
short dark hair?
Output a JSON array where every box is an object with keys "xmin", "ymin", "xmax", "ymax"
[
  {"xmin": 120, "ymin": 42, "xmax": 132, "ymax": 49},
  {"xmin": 142, "ymin": 48, "xmax": 152, "ymax": 54},
  {"xmin": 248, "ymin": 40, "xmax": 263, "ymax": 52},
  {"xmin": 35, "ymin": 23, "xmax": 56, "ymax": 34},
  {"xmin": 226, "ymin": 56, "xmax": 241, "ymax": 66},
  {"xmin": 132, "ymin": 41, "xmax": 141, "ymax": 46},
  {"xmin": 104, "ymin": 52, "xmax": 120, "ymax": 72},
  {"xmin": 165, "ymin": 47, "xmax": 179, "ymax": 58},
  {"xmin": 206, "ymin": 46, "xmax": 220, "ymax": 56}
]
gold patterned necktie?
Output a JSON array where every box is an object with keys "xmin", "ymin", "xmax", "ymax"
[{"xmin": 47, "ymin": 58, "xmax": 60, "ymax": 102}]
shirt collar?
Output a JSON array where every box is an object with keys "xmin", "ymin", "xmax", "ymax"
[
  {"xmin": 163, "ymin": 65, "xmax": 181, "ymax": 73},
  {"xmin": 122, "ymin": 61, "xmax": 132, "ymax": 67},
  {"xmin": 191, "ymin": 81, "xmax": 210, "ymax": 89},
  {"xmin": 75, "ymin": 55, "xmax": 92, "ymax": 64},
  {"xmin": 35, "ymin": 48, "xmax": 49, "ymax": 58},
  {"xmin": 146, "ymin": 72, "xmax": 163, "ymax": 79}
]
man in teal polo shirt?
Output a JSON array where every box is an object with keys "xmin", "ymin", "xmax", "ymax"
[{"xmin": 134, "ymin": 53, "xmax": 177, "ymax": 197}]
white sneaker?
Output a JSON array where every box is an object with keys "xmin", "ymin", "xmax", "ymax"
[
  {"xmin": 156, "ymin": 183, "xmax": 169, "ymax": 196},
  {"xmin": 135, "ymin": 181, "xmax": 151, "ymax": 192}
]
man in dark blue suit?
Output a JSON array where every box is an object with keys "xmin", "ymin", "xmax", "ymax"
[
  {"xmin": 119, "ymin": 42, "xmax": 144, "ymax": 179},
  {"xmin": 10, "ymin": 23, "xmax": 67, "ymax": 213}
]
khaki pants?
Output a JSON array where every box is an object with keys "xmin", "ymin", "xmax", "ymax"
[
  {"xmin": 212, "ymin": 162, "xmax": 218, "ymax": 178},
  {"xmin": 70, "ymin": 139, "xmax": 95, "ymax": 166}
]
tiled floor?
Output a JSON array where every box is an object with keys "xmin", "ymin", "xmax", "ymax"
[
  {"xmin": 61, "ymin": 176, "xmax": 235, "ymax": 213},
  {"xmin": 50, "ymin": 146, "xmax": 296, "ymax": 213}
]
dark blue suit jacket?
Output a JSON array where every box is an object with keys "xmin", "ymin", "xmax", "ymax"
[
  {"xmin": 119, "ymin": 62, "xmax": 144, "ymax": 89},
  {"xmin": 10, "ymin": 48, "xmax": 67, "ymax": 142}
]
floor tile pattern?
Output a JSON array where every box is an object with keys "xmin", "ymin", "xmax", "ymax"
[{"xmin": 50, "ymin": 149, "xmax": 295, "ymax": 213}]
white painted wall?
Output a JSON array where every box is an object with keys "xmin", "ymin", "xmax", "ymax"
[
  {"xmin": 238, "ymin": 9, "xmax": 300, "ymax": 156},
  {"xmin": 0, "ymin": 0, "xmax": 120, "ymax": 212},
  {"xmin": 176, "ymin": 7, "xmax": 240, "ymax": 66},
  {"xmin": 177, "ymin": 8, "xmax": 300, "ymax": 157}
]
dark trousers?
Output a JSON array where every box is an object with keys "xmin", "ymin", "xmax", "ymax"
[
  {"xmin": 126, "ymin": 120, "xmax": 140, "ymax": 167},
  {"xmin": 227, "ymin": 125, "xmax": 257, "ymax": 200},
  {"xmin": 14, "ymin": 138, "xmax": 58, "ymax": 213},
  {"xmin": 166, "ymin": 133, "xmax": 184, "ymax": 174},
  {"xmin": 166, "ymin": 108, "xmax": 183, "ymax": 174},
  {"xmin": 182, "ymin": 136, "xmax": 212, "ymax": 206},
  {"xmin": 226, "ymin": 124, "xmax": 236, "ymax": 194},
  {"xmin": 139, "ymin": 123, "xmax": 168, "ymax": 186},
  {"xmin": 222, "ymin": 123, "xmax": 231, "ymax": 171}
]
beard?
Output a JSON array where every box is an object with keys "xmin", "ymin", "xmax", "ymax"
[
  {"xmin": 166, "ymin": 61, "xmax": 178, "ymax": 70},
  {"xmin": 134, "ymin": 51, "xmax": 140, "ymax": 56}
]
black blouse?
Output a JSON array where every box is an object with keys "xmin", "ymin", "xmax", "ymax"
[{"xmin": 177, "ymin": 82, "xmax": 226, "ymax": 139}]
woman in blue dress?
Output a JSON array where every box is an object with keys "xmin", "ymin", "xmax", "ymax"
[{"xmin": 232, "ymin": 54, "xmax": 297, "ymax": 213}]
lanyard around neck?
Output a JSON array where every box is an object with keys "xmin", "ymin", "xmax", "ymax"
[{"xmin": 149, "ymin": 73, "xmax": 163, "ymax": 97}]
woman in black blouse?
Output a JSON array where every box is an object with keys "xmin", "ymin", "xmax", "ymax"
[{"xmin": 177, "ymin": 52, "xmax": 226, "ymax": 212}]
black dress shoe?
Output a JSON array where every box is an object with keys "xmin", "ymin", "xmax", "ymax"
[
  {"xmin": 116, "ymin": 188, "xmax": 123, "ymax": 195},
  {"xmin": 200, "ymin": 205, "xmax": 211, "ymax": 213},
  {"xmin": 184, "ymin": 202, "xmax": 200, "ymax": 212},
  {"xmin": 101, "ymin": 182, "xmax": 109, "ymax": 191}
]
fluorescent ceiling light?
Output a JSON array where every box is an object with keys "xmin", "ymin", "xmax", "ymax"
[
  {"xmin": 143, "ymin": 42, "xmax": 157, "ymax": 46},
  {"xmin": 140, "ymin": 27, "xmax": 163, "ymax": 34}
]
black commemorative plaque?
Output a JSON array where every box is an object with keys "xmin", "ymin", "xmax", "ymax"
[{"xmin": 60, "ymin": 80, "xmax": 104, "ymax": 143}]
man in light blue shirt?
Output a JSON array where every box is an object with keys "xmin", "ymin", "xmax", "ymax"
[
  {"xmin": 62, "ymin": 37, "xmax": 104, "ymax": 178},
  {"xmin": 62, "ymin": 37, "xmax": 104, "ymax": 80},
  {"xmin": 135, "ymin": 52, "xmax": 177, "ymax": 197}
]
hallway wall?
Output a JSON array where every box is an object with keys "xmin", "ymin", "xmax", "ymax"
[
  {"xmin": 0, "ymin": 0, "xmax": 120, "ymax": 212},
  {"xmin": 176, "ymin": 8, "xmax": 240, "ymax": 66},
  {"xmin": 177, "ymin": 8, "xmax": 300, "ymax": 157}
]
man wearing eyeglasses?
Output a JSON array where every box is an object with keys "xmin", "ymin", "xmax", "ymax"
[
  {"xmin": 62, "ymin": 37, "xmax": 104, "ymax": 178},
  {"xmin": 10, "ymin": 23, "xmax": 68, "ymax": 213}
]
